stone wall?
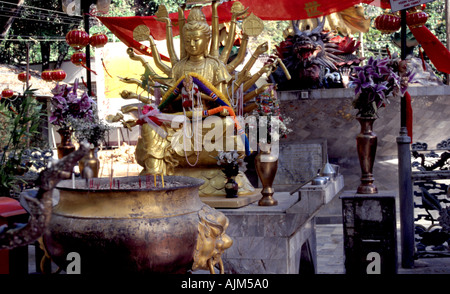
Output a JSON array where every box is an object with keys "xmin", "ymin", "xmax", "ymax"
[
  {"xmin": 277, "ymin": 85, "xmax": 450, "ymax": 165},
  {"xmin": 273, "ymin": 140, "xmax": 326, "ymax": 190}
]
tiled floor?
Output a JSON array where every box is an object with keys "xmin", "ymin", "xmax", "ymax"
[
  {"xmin": 316, "ymin": 224, "xmax": 345, "ymax": 274},
  {"xmin": 315, "ymin": 223, "xmax": 450, "ymax": 274}
]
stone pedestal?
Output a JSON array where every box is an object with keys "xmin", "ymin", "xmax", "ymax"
[
  {"xmin": 218, "ymin": 175, "xmax": 344, "ymax": 274},
  {"xmin": 341, "ymin": 191, "xmax": 398, "ymax": 274}
]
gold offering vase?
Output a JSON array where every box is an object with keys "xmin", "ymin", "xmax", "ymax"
[
  {"xmin": 255, "ymin": 144, "xmax": 278, "ymax": 206},
  {"xmin": 57, "ymin": 128, "xmax": 75, "ymax": 159},
  {"xmin": 78, "ymin": 148, "xmax": 100, "ymax": 178}
]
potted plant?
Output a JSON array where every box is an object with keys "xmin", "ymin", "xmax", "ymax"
[
  {"xmin": 69, "ymin": 113, "xmax": 110, "ymax": 178},
  {"xmin": 349, "ymin": 55, "xmax": 414, "ymax": 193},
  {"xmin": 0, "ymin": 88, "xmax": 46, "ymax": 197},
  {"xmin": 49, "ymin": 78, "xmax": 96, "ymax": 158}
]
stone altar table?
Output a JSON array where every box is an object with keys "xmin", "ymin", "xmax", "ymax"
[{"xmin": 218, "ymin": 175, "xmax": 344, "ymax": 274}]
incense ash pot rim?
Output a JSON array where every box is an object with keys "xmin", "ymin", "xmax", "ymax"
[{"xmin": 56, "ymin": 175, "xmax": 205, "ymax": 192}]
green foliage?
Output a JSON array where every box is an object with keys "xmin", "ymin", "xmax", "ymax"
[
  {"xmin": 0, "ymin": 0, "xmax": 81, "ymax": 65},
  {"xmin": 0, "ymin": 88, "xmax": 46, "ymax": 196},
  {"xmin": 361, "ymin": 1, "xmax": 446, "ymax": 80},
  {"xmin": 248, "ymin": 21, "xmax": 290, "ymax": 54}
]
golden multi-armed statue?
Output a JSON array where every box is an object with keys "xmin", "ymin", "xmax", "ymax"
[{"xmin": 110, "ymin": 1, "xmax": 289, "ymax": 197}]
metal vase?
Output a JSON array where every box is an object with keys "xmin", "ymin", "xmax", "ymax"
[
  {"xmin": 224, "ymin": 176, "xmax": 239, "ymax": 198},
  {"xmin": 57, "ymin": 128, "xmax": 75, "ymax": 159},
  {"xmin": 255, "ymin": 144, "xmax": 278, "ymax": 206},
  {"xmin": 78, "ymin": 147, "xmax": 100, "ymax": 178},
  {"xmin": 356, "ymin": 117, "xmax": 378, "ymax": 194}
]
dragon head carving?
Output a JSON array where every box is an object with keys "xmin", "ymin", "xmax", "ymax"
[{"xmin": 272, "ymin": 17, "xmax": 362, "ymax": 90}]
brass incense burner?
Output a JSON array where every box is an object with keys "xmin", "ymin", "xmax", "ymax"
[{"xmin": 43, "ymin": 175, "xmax": 232, "ymax": 274}]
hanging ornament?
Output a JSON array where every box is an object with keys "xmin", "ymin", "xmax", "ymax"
[
  {"xmin": 18, "ymin": 72, "xmax": 30, "ymax": 83},
  {"xmin": 51, "ymin": 69, "xmax": 67, "ymax": 82},
  {"xmin": 66, "ymin": 29, "xmax": 90, "ymax": 50},
  {"xmin": 1, "ymin": 88, "xmax": 14, "ymax": 99},
  {"xmin": 71, "ymin": 51, "xmax": 86, "ymax": 66},
  {"xmin": 90, "ymin": 33, "xmax": 108, "ymax": 48},
  {"xmin": 71, "ymin": 51, "xmax": 97, "ymax": 75},
  {"xmin": 406, "ymin": 9, "xmax": 428, "ymax": 28},
  {"xmin": 374, "ymin": 12, "xmax": 401, "ymax": 34},
  {"xmin": 41, "ymin": 70, "xmax": 53, "ymax": 82}
]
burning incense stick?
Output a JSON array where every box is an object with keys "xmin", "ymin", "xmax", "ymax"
[{"xmin": 110, "ymin": 153, "xmax": 114, "ymax": 189}]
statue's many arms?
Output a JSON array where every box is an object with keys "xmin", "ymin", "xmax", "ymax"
[{"xmin": 113, "ymin": 2, "xmax": 284, "ymax": 197}]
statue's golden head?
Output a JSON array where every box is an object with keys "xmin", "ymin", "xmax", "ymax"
[{"xmin": 183, "ymin": 7, "xmax": 212, "ymax": 57}]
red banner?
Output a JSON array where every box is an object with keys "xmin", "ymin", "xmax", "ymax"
[
  {"xmin": 98, "ymin": 0, "xmax": 383, "ymax": 58},
  {"xmin": 409, "ymin": 25, "xmax": 450, "ymax": 74}
]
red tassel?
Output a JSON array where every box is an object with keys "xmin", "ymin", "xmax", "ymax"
[
  {"xmin": 405, "ymin": 91, "xmax": 413, "ymax": 143},
  {"xmin": 386, "ymin": 46, "xmax": 391, "ymax": 58},
  {"xmin": 81, "ymin": 77, "xmax": 89, "ymax": 89},
  {"xmin": 80, "ymin": 63, "xmax": 97, "ymax": 75},
  {"xmin": 418, "ymin": 45, "xmax": 426, "ymax": 71},
  {"xmin": 102, "ymin": 58, "xmax": 113, "ymax": 78}
]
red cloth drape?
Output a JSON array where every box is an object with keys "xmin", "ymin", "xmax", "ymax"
[
  {"xmin": 405, "ymin": 91, "xmax": 413, "ymax": 143},
  {"xmin": 409, "ymin": 25, "xmax": 450, "ymax": 74},
  {"xmin": 97, "ymin": 0, "xmax": 380, "ymax": 58}
]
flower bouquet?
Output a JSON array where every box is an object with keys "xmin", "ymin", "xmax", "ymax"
[
  {"xmin": 69, "ymin": 114, "xmax": 110, "ymax": 148},
  {"xmin": 348, "ymin": 55, "xmax": 415, "ymax": 194},
  {"xmin": 350, "ymin": 55, "xmax": 415, "ymax": 118},
  {"xmin": 250, "ymin": 85, "xmax": 292, "ymax": 145},
  {"xmin": 49, "ymin": 79, "xmax": 95, "ymax": 129},
  {"xmin": 49, "ymin": 79, "xmax": 97, "ymax": 158}
]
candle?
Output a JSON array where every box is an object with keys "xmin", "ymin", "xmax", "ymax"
[
  {"xmin": 154, "ymin": 174, "xmax": 156, "ymax": 187},
  {"xmin": 72, "ymin": 173, "xmax": 75, "ymax": 189},
  {"xmin": 161, "ymin": 174, "xmax": 164, "ymax": 188}
]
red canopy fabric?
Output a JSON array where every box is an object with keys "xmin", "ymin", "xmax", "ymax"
[
  {"xmin": 409, "ymin": 25, "xmax": 450, "ymax": 74},
  {"xmin": 98, "ymin": 0, "xmax": 381, "ymax": 58}
]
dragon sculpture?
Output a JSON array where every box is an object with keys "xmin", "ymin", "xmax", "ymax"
[{"xmin": 271, "ymin": 18, "xmax": 363, "ymax": 90}]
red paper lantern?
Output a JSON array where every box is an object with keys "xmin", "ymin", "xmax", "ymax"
[
  {"xmin": 406, "ymin": 10, "xmax": 428, "ymax": 28},
  {"xmin": 71, "ymin": 51, "xmax": 86, "ymax": 66},
  {"xmin": 51, "ymin": 69, "xmax": 67, "ymax": 82},
  {"xmin": 66, "ymin": 29, "xmax": 90, "ymax": 50},
  {"xmin": 18, "ymin": 72, "xmax": 30, "ymax": 83},
  {"xmin": 90, "ymin": 33, "xmax": 108, "ymax": 48},
  {"xmin": 41, "ymin": 70, "xmax": 53, "ymax": 82},
  {"xmin": 1, "ymin": 88, "xmax": 14, "ymax": 99},
  {"xmin": 374, "ymin": 13, "xmax": 401, "ymax": 34}
]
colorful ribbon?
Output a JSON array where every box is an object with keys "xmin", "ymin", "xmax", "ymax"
[
  {"xmin": 158, "ymin": 72, "xmax": 231, "ymax": 111},
  {"xmin": 137, "ymin": 104, "xmax": 168, "ymax": 138}
]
